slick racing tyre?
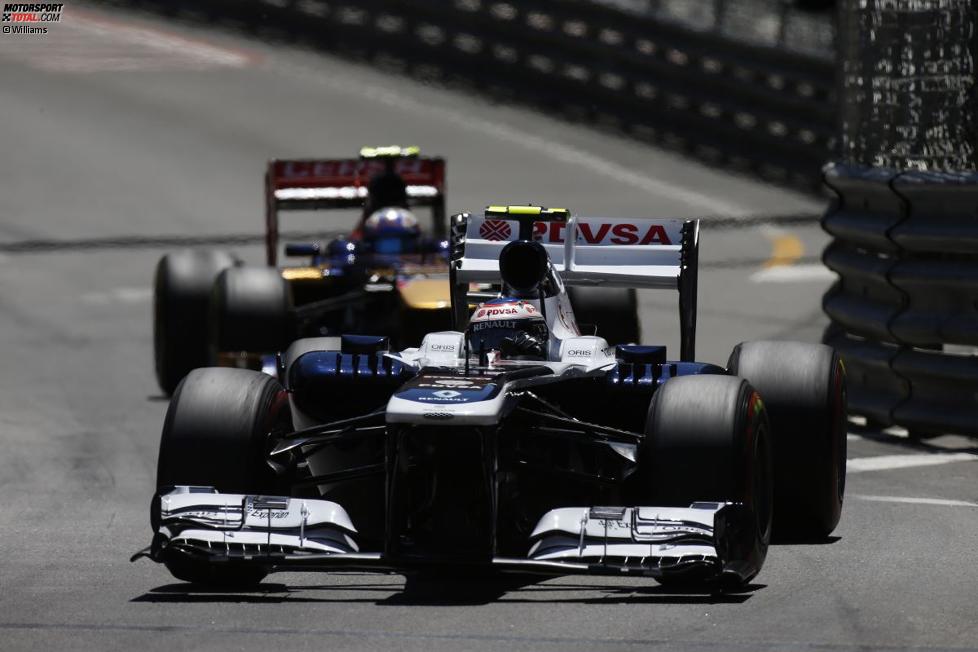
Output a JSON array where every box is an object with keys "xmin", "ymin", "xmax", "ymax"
[
  {"xmin": 210, "ymin": 266, "xmax": 293, "ymax": 358},
  {"xmin": 156, "ymin": 367, "xmax": 292, "ymax": 586},
  {"xmin": 153, "ymin": 249, "xmax": 236, "ymax": 395},
  {"xmin": 567, "ymin": 286, "xmax": 640, "ymax": 345},
  {"xmin": 641, "ymin": 375, "xmax": 772, "ymax": 586},
  {"xmin": 727, "ymin": 341, "xmax": 847, "ymax": 540}
]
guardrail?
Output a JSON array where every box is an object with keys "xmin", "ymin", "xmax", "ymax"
[
  {"xmin": 822, "ymin": 163, "xmax": 978, "ymax": 436},
  {"xmin": 110, "ymin": 0, "xmax": 836, "ymax": 188}
]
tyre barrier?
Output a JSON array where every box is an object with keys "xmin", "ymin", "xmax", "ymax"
[
  {"xmin": 822, "ymin": 163, "xmax": 978, "ymax": 436},
  {"xmin": 104, "ymin": 0, "xmax": 835, "ymax": 188}
]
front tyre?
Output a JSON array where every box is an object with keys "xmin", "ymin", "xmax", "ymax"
[
  {"xmin": 727, "ymin": 341, "xmax": 846, "ymax": 540},
  {"xmin": 156, "ymin": 367, "xmax": 292, "ymax": 586},
  {"xmin": 640, "ymin": 375, "xmax": 772, "ymax": 586}
]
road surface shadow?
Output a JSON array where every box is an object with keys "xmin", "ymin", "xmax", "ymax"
[
  {"xmin": 773, "ymin": 534, "xmax": 841, "ymax": 546},
  {"xmin": 132, "ymin": 576, "xmax": 760, "ymax": 606},
  {"xmin": 378, "ymin": 576, "xmax": 759, "ymax": 606}
]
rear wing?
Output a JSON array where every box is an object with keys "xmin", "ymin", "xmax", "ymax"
[
  {"xmin": 449, "ymin": 212, "xmax": 699, "ymax": 360},
  {"xmin": 264, "ymin": 156, "xmax": 446, "ymax": 266}
]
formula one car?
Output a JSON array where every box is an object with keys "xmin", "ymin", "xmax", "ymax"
[
  {"xmin": 136, "ymin": 206, "xmax": 846, "ymax": 589},
  {"xmin": 152, "ymin": 146, "xmax": 451, "ymax": 395}
]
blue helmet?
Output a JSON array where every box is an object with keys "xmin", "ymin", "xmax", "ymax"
[{"xmin": 362, "ymin": 207, "xmax": 421, "ymax": 254}]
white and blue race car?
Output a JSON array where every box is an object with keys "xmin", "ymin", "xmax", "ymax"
[{"xmin": 135, "ymin": 205, "xmax": 846, "ymax": 589}]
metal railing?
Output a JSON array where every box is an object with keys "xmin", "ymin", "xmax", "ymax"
[{"xmin": 113, "ymin": 0, "xmax": 836, "ymax": 187}]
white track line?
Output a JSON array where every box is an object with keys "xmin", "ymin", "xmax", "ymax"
[
  {"xmin": 848, "ymin": 452, "xmax": 978, "ymax": 474},
  {"xmin": 750, "ymin": 264, "xmax": 836, "ymax": 283},
  {"xmin": 852, "ymin": 494, "xmax": 978, "ymax": 508}
]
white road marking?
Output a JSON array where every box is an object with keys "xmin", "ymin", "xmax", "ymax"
[
  {"xmin": 81, "ymin": 287, "xmax": 152, "ymax": 305},
  {"xmin": 852, "ymin": 494, "xmax": 978, "ymax": 508},
  {"xmin": 269, "ymin": 61, "xmax": 751, "ymax": 216},
  {"xmin": 750, "ymin": 263, "xmax": 836, "ymax": 283},
  {"xmin": 848, "ymin": 452, "xmax": 978, "ymax": 473},
  {"xmin": 0, "ymin": 9, "xmax": 255, "ymax": 73}
]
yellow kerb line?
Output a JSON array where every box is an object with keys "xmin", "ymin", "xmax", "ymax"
[{"xmin": 764, "ymin": 233, "xmax": 805, "ymax": 268}]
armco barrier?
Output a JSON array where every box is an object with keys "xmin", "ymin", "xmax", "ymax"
[
  {"xmin": 822, "ymin": 163, "xmax": 978, "ymax": 435},
  {"xmin": 108, "ymin": 0, "xmax": 835, "ymax": 187}
]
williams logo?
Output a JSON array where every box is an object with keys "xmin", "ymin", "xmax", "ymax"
[{"xmin": 2, "ymin": 3, "xmax": 63, "ymax": 34}]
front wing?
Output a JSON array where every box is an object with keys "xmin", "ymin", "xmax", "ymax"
[{"xmin": 134, "ymin": 487, "xmax": 758, "ymax": 584}]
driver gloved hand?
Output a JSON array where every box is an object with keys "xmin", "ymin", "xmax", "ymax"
[{"xmin": 501, "ymin": 331, "xmax": 546, "ymax": 359}]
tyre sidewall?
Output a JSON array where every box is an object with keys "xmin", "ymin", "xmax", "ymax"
[
  {"xmin": 156, "ymin": 368, "xmax": 290, "ymax": 494},
  {"xmin": 154, "ymin": 250, "xmax": 235, "ymax": 393},
  {"xmin": 210, "ymin": 266, "xmax": 293, "ymax": 356},
  {"xmin": 728, "ymin": 341, "xmax": 846, "ymax": 540}
]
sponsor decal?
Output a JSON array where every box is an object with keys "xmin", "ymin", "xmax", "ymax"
[
  {"xmin": 397, "ymin": 375, "xmax": 501, "ymax": 404},
  {"xmin": 430, "ymin": 379, "xmax": 474, "ymax": 387},
  {"xmin": 428, "ymin": 343, "xmax": 457, "ymax": 352},
  {"xmin": 479, "ymin": 219, "xmax": 512, "ymax": 241},
  {"xmin": 272, "ymin": 158, "xmax": 438, "ymax": 188},
  {"xmin": 178, "ymin": 510, "xmax": 229, "ymax": 520},
  {"xmin": 2, "ymin": 2, "xmax": 62, "ymax": 34},
  {"xmin": 472, "ymin": 302, "xmax": 537, "ymax": 322},
  {"xmin": 566, "ymin": 349, "xmax": 595, "ymax": 358},
  {"xmin": 415, "ymin": 376, "xmax": 489, "ymax": 390},
  {"xmin": 470, "ymin": 319, "xmax": 517, "ymax": 332},
  {"xmin": 531, "ymin": 220, "xmax": 672, "ymax": 245},
  {"xmin": 249, "ymin": 510, "xmax": 290, "ymax": 520},
  {"xmin": 485, "ymin": 307, "xmax": 519, "ymax": 316}
]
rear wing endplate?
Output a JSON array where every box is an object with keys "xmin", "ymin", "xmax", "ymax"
[
  {"xmin": 264, "ymin": 157, "xmax": 446, "ymax": 265},
  {"xmin": 449, "ymin": 213, "xmax": 699, "ymax": 360}
]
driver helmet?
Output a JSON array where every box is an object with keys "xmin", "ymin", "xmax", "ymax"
[
  {"xmin": 366, "ymin": 160, "xmax": 408, "ymax": 211},
  {"xmin": 362, "ymin": 207, "xmax": 421, "ymax": 254},
  {"xmin": 467, "ymin": 298, "xmax": 549, "ymax": 361}
]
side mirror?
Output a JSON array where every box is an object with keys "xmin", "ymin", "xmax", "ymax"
[{"xmin": 284, "ymin": 242, "xmax": 321, "ymax": 257}]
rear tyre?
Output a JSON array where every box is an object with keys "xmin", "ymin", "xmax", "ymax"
[
  {"xmin": 156, "ymin": 367, "xmax": 292, "ymax": 586},
  {"xmin": 727, "ymin": 341, "xmax": 846, "ymax": 540},
  {"xmin": 211, "ymin": 266, "xmax": 293, "ymax": 359},
  {"xmin": 568, "ymin": 287, "xmax": 640, "ymax": 344},
  {"xmin": 153, "ymin": 249, "xmax": 236, "ymax": 395},
  {"xmin": 641, "ymin": 375, "xmax": 772, "ymax": 586}
]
